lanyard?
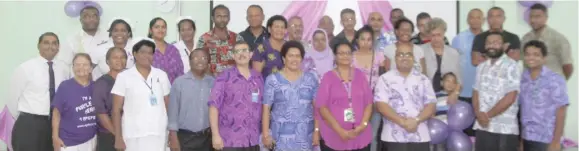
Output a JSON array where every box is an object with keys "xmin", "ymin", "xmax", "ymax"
[
  {"xmin": 144, "ymin": 78, "xmax": 153, "ymax": 94},
  {"xmin": 336, "ymin": 68, "xmax": 352, "ymax": 107},
  {"xmin": 184, "ymin": 48, "xmax": 190, "ymax": 56}
]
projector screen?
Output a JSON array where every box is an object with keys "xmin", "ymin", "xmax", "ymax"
[{"xmin": 214, "ymin": 0, "xmax": 459, "ymax": 41}]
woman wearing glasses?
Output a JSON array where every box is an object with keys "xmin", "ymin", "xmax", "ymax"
[
  {"xmin": 315, "ymin": 41, "xmax": 373, "ymax": 151},
  {"xmin": 209, "ymin": 41, "xmax": 265, "ymax": 151}
]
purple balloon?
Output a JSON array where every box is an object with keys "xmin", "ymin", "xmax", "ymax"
[
  {"xmin": 524, "ymin": 8, "xmax": 531, "ymax": 23},
  {"xmin": 446, "ymin": 132, "xmax": 473, "ymax": 151},
  {"xmin": 519, "ymin": 0, "xmax": 553, "ymax": 7},
  {"xmin": 64, "ymin": 1, "xmax": 84, "ymax": 17},
  {"xmin": 83, "ymin": 1, "xmax": 103, "ymax": 16},
  {"xmin": 447, "ymin": 101, "xmax": 475, "ymax": 131},
  {"xmin": 519, "ymin": 1, "xmax": 537, "ymax": 7},
  {"xmin": 427, "ymin": 118, "xmax": 449, "ymax": 144}
]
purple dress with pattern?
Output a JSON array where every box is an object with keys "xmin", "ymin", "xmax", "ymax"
[{"xmin": 153, "ymin": 43, "xmax": 184, "ymax": 83}]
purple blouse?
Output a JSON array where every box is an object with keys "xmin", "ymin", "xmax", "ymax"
[
  {"xmin": 314, "ymin": 68, "xmax": 373, "ymax": 150},
  {"xmin": 153, "ymin": 43, "xmax": 184, "ymax": 83},
  {"xmin": 207, "ymin": 66, "xmax": 265, "ymax": 147},
  {"xmin": 251, "ymin": 38, "xmax": 284, "ymax": 78},
  {"xmin": 520, "ymin": 66, "xmax": 569, "ymax": 143}
]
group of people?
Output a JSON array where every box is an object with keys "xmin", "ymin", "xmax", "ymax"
[{"xmin": 7, "ymin": 2, "xmax": 572, "ymax": 151}]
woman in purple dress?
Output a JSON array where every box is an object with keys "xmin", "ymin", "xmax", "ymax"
[
  {"xmin": 148, "ymin": 17, "xmax": 184, "ymax": 83},
  {"xmin": 51, "ymin": 53, "xmax": 98, "ymax": 151},
  {"xmin": 315, "ymin": 41, "xmax": 373, "ymax": 151},
  {"xmin": 251, "ymin": 15, "xmax": 287, "ymax": 78}
]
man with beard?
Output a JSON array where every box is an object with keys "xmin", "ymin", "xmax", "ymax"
[
  {"xmin": 472, "ymin": 32, "xmax": 522, "ymax": 151},
  {"xmin": 168, "ymin": 48, "xmax": 215, "ymax": 151},
  {"xmin": 521, "ymin": 3, "xmax": 573, "ymax": 80},
  {"xmin": 239, "ymin": 5, "xmax": 267, "ymax": 50},
  {"xmin": 58, "ymin": 5, "xmax": 108, "ymax": 69},
  {"xmin": 330, "ymin": 8, "xmax": 357, "ymax": 48},
  {"xmin": 287, "ymin": 16, "xmax": 307, "ymax": 46},
  {"xmin": 471, "ymin": 7, "xmax": 520, "ymax": 66},
  {"xmin": 197, "ymin": 4, "xmax": 244, "ymax": 76}
]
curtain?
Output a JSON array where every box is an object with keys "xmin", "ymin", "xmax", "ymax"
[
  {"xmin": 0, "ymin": 106, "xmax": 15, "ymax": 151},
  {"xmin": 282, "ymin": 1, "xmax": 328, "ymax": 43},
  {"xmin": 358, "ymin": 0, "xmax": 394, "ymax": 32}
]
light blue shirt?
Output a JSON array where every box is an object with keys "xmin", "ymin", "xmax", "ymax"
[
  {"xmin": 451, "ymin": 29, "xmax": 477, "ymax": 98},
  {"xmin": 375, "ymin": 30, "xmax": 397, "ymax": 52},
  {"xmin": 168, "ymin": 72, "xmax": 215, "ymax": 132}
]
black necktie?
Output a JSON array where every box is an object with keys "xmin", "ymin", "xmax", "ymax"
[{"xmin": 48, "ymin": 61, "xmax": 55, "ymax": 103}]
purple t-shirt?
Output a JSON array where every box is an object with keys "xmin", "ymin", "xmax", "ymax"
[
  {"xmin": 520, "ymin": 66, "xmax": 569, "ymax": 143},
  {"xmin": 52, "ymin": 79, "xmax": 98, "ymax": 146},
  {"xmin": 251, "ymin": 38, "xmax": 284, "ymax": 78},
  {"xmin": 208, "ymin": 66, "xmax": 264, "ymax": 147}
]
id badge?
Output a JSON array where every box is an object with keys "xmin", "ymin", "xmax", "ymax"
[
  {"xmin": 149, "ymin": 94, "xmax": 157, "ymax": 106},
  {"xmin": 251, "ymin": 92, "xmax": 259, "ymax": 103},
  {"xmin": 344, "ymin": 108, "xmax": 355, "ymax": 122}
]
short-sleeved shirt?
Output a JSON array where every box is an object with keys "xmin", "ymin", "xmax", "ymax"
[
  {"xmin": 383, "ymin": 44, "xmax": 425, "ymax": 72},
  {"xmin": 239, "ymin": 26, "xmax": 268, "ymax": 50},
  {"xmin": 521, "ymin": 27, "xmax": 574, "ymax": 77},
  {"xmin": 520, "ymin": 66, "xmax": 569, "ymax": 143},
  {"xmin": 252, "ymin": 38, "xmax": 284, "ymax": 78},
  {"xmin": 473, "ymin": 54, "xmax": 522, "ymax": 135},
  {"xmin": 374, "ymin": 69, "xmax": 437, "ymax": 143},
  {"xmin": 91, "ymin": 74, "xmax": 115, "ymax": 133},
  {"xmin": 375, "ymin": 30, "xmax": 397, "ymax": 51},
  {"xmin": 207, "ymin": 67, "xmax": 264, "ymax": 147},
  {"xmin": 111, "ymin": 66, "xmax": 171, "ymax": 138},
  {"xmin": 197, "ymin": 29, "xmax": 245, "ymax": 74},
  {"xmin": 52, "ymin": 79, "xmax": 97, "ymax": 146},
  {"xmin": 472, "ymin": 30, "xmax": 521, "ymax": 54}
]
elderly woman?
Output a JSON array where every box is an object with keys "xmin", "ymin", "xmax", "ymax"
[
  {"xmin": 302, "ymin": 29, "xmax": 334, "ymax": 79},
  {"xmin": 421, "ymin": 18, "xmax": 461, "ymax": 93},
  {"xmin": 92, "ymin": 18, "xmax": 134, "ymax": 79},
  {"xmin": 252, "ymin": 15, "xmax": 288, "ymax": 78},
  {"xmin": 316, "ymin": 41, "xmax": 373, "ymax": 151},
  {"xmin": 52, "ymin": 53, "xmax": 98, "ymax": 151},
  {"xmin": 262, "ymin": 41, "xmax": 320, "ymax": 151},
  {"xmin": 148, "ymin": 17, "xmax": 184, "ymax": 83}
]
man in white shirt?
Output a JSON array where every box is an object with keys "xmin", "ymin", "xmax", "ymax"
[
  {"xmin": 57, "ymin": 5, "xmax": 108, "ymax": 68},
  {"xmin": 111, "ymin": 39, "xmax": 171, "ymax": 151},
  {"xmin": 9, "ymin": 32, "xmax": 70, "ymax": 151},
  {"xmin": 472, "ymin": 32, "xmax": 522, "ymax": 151}
]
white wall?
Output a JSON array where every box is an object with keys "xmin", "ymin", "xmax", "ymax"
[{"xmin": 215, "ymin": 0, "xmax": 458, "ymax": 40}]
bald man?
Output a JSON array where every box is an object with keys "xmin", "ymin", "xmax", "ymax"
[
  {"xmin": 318, "ymin": 16, "xmax": 335, "ymax": 40},
  {"xmin": 369, "ymin": 12, "xmax": 397, "ymax": 52},
  {"xmin": 450, "ymin": 8, "xmax": 484, "ymax": 137},
  {"xmin": 287, "ymin": 16, "xmax": 308, "ymax": 47}
]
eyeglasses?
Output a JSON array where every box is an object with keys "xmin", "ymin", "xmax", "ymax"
[
  {"xmin": 395, "ymin": 52, "xmax": 413, "ymax": 58},
  {"xmin": 232, "ymin": 48, "xmax": 251, "ymax": 54}
]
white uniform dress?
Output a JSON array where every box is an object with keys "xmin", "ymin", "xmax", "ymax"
[
  {"xmin": 90, "ymin": 39, "xmax": 136, "ymax": 79},
  {"xmin": 173, "ymin": 40, "xmax": 194, "ymax": 74}
]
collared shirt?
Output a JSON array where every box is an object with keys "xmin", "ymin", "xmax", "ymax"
[
  {"xmin": 207, "ymin": 67, "xmax": 264, "ymax": 147},
  {"xmin": 375, "ymin": 30, "xmax": 397, "ymax": 52},
  {"xmin": 383, "ymin": 44, "xmax": 425, "ymax": 72},
  {"xmin": 111, "ymin": 66, "xmax": 171, "ymax": 138},
  {"xmin": 251, "ymin": 38, "xmax": 284, "ymax": 78},
  {"xmin": 51, "ymin": 79, "xmax": 97, "ymax": 146},
  {"xmin": 7, "ymin": 56, "xmax": 70, "ymax": 117},
  {"xmin": 57, "ymin": 29, "xmax": 109, "ymax": 67},
  {"xmin": 315, "ymin": 68, "xmax": 373, "ymax": 150},
  {"xmin": 90, "ymin": 39, "xmax": 136, "ymax": 80},
  {"xmin": 238, "ymin": 26, "xmax": 268, "ymax": 50},
  {"xmin": 153, "ymin": 43, "xmax": 184, "ymax": 83},
  {"xmin": 520, "ymin": 66, "xmax": 569, "ymax": 143},
  {"xmin": 374, "ymin": 69, "xmax": 437, "ymax": 143},
  {"xmin": 173, "ymin": 40, "xmax": 195, "ymax": 74},
  {"xmin": 196, "ymin": 29, "xmax": 245, "ymax": 74},
  {"xmin": 473, "ymin": 54, "xmax": 522, "ymax": 135},
  {"xmin": 330, "ymin": 30, "xmax": 355, "ymax": 49},
  {"xmin": 263, "ymin": 71, "xmax": 318, "ymax": 150},
  {"xmin": 92, "ymin": 74, "xmax": 115, "ymax": 133},
  {"xmin": 451, "ymin": 29, "xmax": 478, "ymax": 98},
  {"xmin": 410, "ymin": 33, "xmax": 450, "ymax": 45},
  {"xmin": 168, "ymin": 72, "xmax": 215, "ymax": 132},
  {"xmin": 521, "ymin": 26, "xmax": 574, "ymax": 77},
  {"xmin": 472, "ymin": 30, "xmax": 520, "ymax": 54}
]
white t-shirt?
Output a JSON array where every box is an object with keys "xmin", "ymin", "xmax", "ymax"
[
  {"xmin": 383, "ymin": 44, "xmax": 425, "ymax": 71},
  {"xmin": 111, "ymin": 66, "xmax": 171, "ymax": 138}
]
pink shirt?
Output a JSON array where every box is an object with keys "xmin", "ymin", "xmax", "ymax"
[
  {"xmin": 315, "ymin": 68, "xmax": 373, "ymax": 150},
  {"xmin": 352, "ymin": 51, "xmax": 384, "ymax": 89}
]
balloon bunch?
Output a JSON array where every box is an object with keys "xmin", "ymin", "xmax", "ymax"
[
  {"xmin": 428, "ymin": 101, "xmax": 475, "ymax": 151},
  {"xmin": 64, "ymin": 0, "xmax": 103, "ymax": 17},
  {"xmin": 519, "ymin": 0, "xmax": 553, "ymax": 23}
]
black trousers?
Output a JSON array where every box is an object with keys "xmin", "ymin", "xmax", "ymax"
[
  {"xmin": 11, "ymin": 112, "xmax": 53, "ymax": 151},
  {"xmin": 475, "ymin": 130, "xmax": 519, "ymax": 151},
  {"xmin": 458, "ymin": 97, "xmax": 476, "ymax": 136},
  {"xmin": 523, "ymin": 139, "xmax": 561, "ymax": 151},
  {"xmin": 319, "ymin": 139, "xmax": 370, "ymax": 151},
  {"xmin": 96, "ymin": 132, "xmax": 115, "ymax": 151},
  {"xmin": 221, "ymin": 145, "xmax": 260, "ymax": 151},
  {"xmin": 380, "ymin": 141, "xmax": 430, "ymax": 151},
  {"xmin": 177, "ymin": 128, "xmax": 213, "ymax": 151}
]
